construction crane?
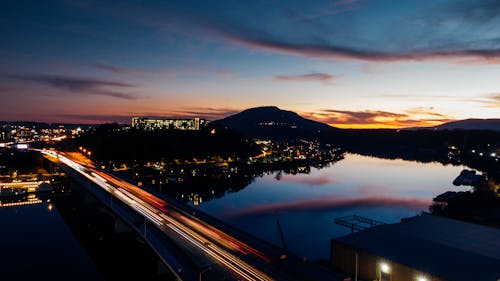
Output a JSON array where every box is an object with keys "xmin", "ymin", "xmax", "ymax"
[{"xmin": 275, "ymin": 213, "xmax": 288, "ymax": 260}]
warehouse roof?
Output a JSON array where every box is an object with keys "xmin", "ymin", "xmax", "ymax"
[{"xmin": 334, "ymin": 214, "xmax": 500, "ymax": 281}]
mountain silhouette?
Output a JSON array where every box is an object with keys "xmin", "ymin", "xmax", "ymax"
[
  {"xmin": 433, "ymin": 119, "xmax": 500, "ymax": 132},
  {"xmin": 214, "ymin": 106, "xmax": 336, "ymax": 139}
]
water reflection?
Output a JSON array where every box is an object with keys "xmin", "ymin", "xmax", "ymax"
[
  {"xmin": 194, "ymin": 154, "xmax": 472, "ymax": 260},
  {"xmin": 0, "ymin": 200, "xmax": 103, "ymax": 281},
  {"xmin": 276, "ymin": 174, "xmax": 338, "ymax": 186},
  {"xmin": 0, "ymin": 193, "xmax": 44, "ymax": 207},
  {"xmin": 0, "ymin": 180, "xmax": 175, "ymax": 281},
  {"xmin": 226, "ymin": 197, "xmax": 432, "ymax": 217},
  {"xmin": 52, "ymin": 181, "xmax": 176, "ymax": 281}
]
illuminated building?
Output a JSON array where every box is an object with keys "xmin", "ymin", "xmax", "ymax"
[
  {"xmin": 330, "ymin": 214, "xmax": 500, "ymax": 281},
  {"xmin": 131, "ymin": 117, "xmax": 209, "ymax": 131}
]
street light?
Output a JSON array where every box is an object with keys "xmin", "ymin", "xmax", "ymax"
[{"xmin": 199, "ymin": 266, "xmax": 211, "ymax": 281}]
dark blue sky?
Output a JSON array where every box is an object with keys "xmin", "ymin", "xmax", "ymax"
[{"xmin": 1, "ymin": 0, "xmax": 499, "ymax": 127}]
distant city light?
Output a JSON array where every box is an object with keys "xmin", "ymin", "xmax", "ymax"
[
  {"xmin": 417, "ymin": 277, "xmax": 428, "ymax": 281},
  {"xmin": 16, "ymin": 143, "xmax": 28, "ymax": 149},
  {"xmin": 131, "ymin": 116, "xmax": 209, "ymax": 131},
  {"xmin": 51, "ymin": 135, "xmax": 67, "ymax": 141}
]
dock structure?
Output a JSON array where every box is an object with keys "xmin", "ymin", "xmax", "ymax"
[{"xmin": 334, "ymin": 215, "xmax": 386, "ymax": 233}]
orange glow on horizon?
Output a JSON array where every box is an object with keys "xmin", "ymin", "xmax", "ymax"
[
  {"xmin": 324, "ymin": 116, "xmax": 452, "ymax": 129},
  {"xmin": 330, "ymin": 123, "xmax": 402, "ymax": 129},
  {"xmin": 327, "ymin": 119, "xmax": 450, "ymax": 129},
  {"xmin": 300, "ymin": 110, "xmax": 453, "ymax": 129}
]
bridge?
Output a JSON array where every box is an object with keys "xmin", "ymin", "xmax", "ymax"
[{"xmin": 37, "ymin": 149, "xmax": 342, "ymax": 281}]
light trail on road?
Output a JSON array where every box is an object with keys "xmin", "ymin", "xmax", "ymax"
[{"xmin": 38, "ymin": 149, "xmax": 274, "ymax": 281}]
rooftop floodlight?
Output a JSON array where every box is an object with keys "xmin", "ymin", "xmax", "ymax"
[{"xmin": 380, "ymin": 263, "xmax": 390, "ymax": 273}]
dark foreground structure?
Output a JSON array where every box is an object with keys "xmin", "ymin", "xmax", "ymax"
[{"xmin": 331, "ymin": 214, "xmax": 500, "ymax": 281}]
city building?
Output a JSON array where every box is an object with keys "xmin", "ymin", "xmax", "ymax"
[
  {"xmin": 131, "ymin": 117, "xmax": 209, "ymax": 131},
  {"xmin": 330, "ymin": 214, "xmax": 500, "ymax": 281},
  {"xmin": 0, "ymin": 123, "xmax": 86, "ymax": 144}
]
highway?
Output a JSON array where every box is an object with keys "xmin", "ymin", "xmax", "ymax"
[{"xmin": 38, "ymin": 149, "xmax": 276, "ymax": 281}]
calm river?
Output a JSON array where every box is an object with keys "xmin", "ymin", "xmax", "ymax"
[{"xmin": 194, "ymin": 153, "xmax": 470, "ymax": 260}]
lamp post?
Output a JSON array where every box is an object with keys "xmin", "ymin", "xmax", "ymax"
[
  {"xmin": 355, "ymin": 251, "xmax": 358, "ymax": 281},
  {"xmin": 199, "ymin": 266, "xmax": 211, "ymax": 281}
]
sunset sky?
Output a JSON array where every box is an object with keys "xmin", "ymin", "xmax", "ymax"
[{"xmin": 1, "ymin": 0, "xmax": 499, "ymax": 128}]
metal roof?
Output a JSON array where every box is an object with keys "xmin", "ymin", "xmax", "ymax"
[{"xmin": 333, "ymin": 214, "xmax": 500, "ymax": 281}]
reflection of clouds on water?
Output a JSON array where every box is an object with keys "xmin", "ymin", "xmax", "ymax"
[
  {"xmin": 224, "ymin": 197, "xmax": 431, "ymax": 217},
  {"xmin": 278, "ymin": 174, "xmax": 340, "ymax": 186},
  {"xmin": 357, "ymin": 183, "xmax": 395, "ymax": 196},
  {"xmin": 197, "ymin": 154, "xmax": 467, "ymax": 259}
]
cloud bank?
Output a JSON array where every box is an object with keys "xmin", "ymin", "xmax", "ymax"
[{"xmin": 6, "ymin": 74, "xmax": 141, "ymax": 100}]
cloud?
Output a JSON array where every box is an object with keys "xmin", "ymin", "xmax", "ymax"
[
  {"xmin": 288, "ymin": 0, "xmax": 363, "ymax": 21},
  {"xmin": 90, "ymin": 62, "xmax": 165, "ymax": 75},
  {"xmin": 198, "ymin": 1, "xmax": 500, "ymax": 64},
  {"xmin": 134, "ymin": 107, "xmax": 240, "ymax": 120},
  {"xmin": 92, "ymin": 90, "xmax": 140, "ymax": 100},
  {"xmin": 215, "ymin": 69, "xmax": 238, "ymax": 76},
  {"xmin": 478, "ymin": 93, "xmax": 500, "ymax": 108},
  {"xmin": 465, "ymin": 93, "xmax": 500, "ymax": 108},
  {"xmin": 424, "ymin": 0, "xmax": 500, "ymax": 23},
  {"xmin": 303, "ymin": 108, "xmax": 453, "ymax": 128},
  {"xmin": 318, "ymin": 109, "xmax": 407, "ymax": 123},
  {"xmin": 224, "ymin": 30, "xmax": 500, "ymax": 63},
  {"xmin": 404, "ymin": 107, "xmax": 449, "ymax": 118},
  {"xmin": 6, "ymin": 74, "xmax": 142, "ymax": 100},
  {"xmin": 0, "ymin": 87, "xmax": 15, "ymax": 94},
  {"xmin": 8, "ymin": 74, "xmax": 134, "ymax": 90},
  {"xmin": 77, "ymin": 0, "xmax": 500, "ymax": 65},
  {"xmin": 53, "ymin": 114, "xmax": 132, "ymax": 124},
  {"xmin": 491, "ymin": 94, "xmax": 500, "ymax": 102},
  {"xmin": 274, "ymin": 72, "xmax": 341, "ymax": 82},
  {"xmin": 92, "ymin": 63, "xmax": 235, "ymax": 78},
  {"xmin": 68, "ymin": 1, "xmax": 500, "ymax": 65},
  {"xmin": 173, "ymin": 107, "xmax": 240, "ymax": 120},
  {"xmin": 51, "ymin": 108, "xmax": 239, "ymax": 124}
]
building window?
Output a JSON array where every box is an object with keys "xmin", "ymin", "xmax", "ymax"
[{"xmin": 380, "ymin": 271, "xmax": 391, "ymax": 281}]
